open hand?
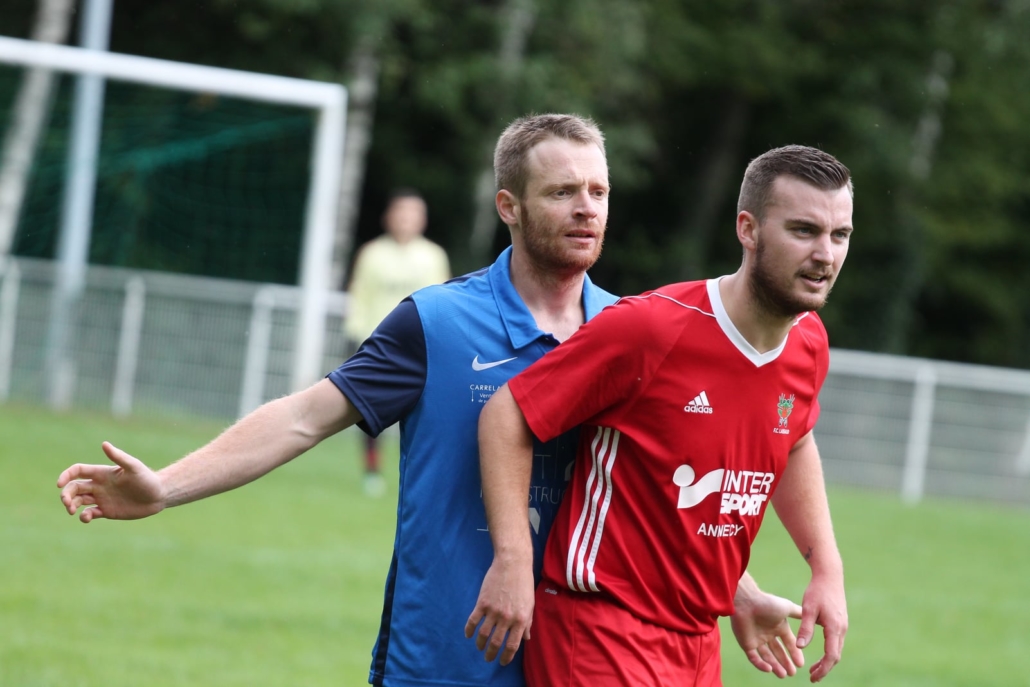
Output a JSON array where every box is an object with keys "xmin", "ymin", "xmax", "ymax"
[
  {"xmin": 57, "ymin": 442, "xmax": 165, "ymax": 522},
  {"xmin": 731, "ymin": 589, "xmax": 805, "ymax": 678}
]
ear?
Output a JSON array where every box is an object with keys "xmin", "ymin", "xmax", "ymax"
[
  {"xmin": 736, "ymin": 211, "xmax": 759, "ymax": 251},
  {"xmin": 495, "ymin": 190, "xmax": 521, "ymax": 227}
]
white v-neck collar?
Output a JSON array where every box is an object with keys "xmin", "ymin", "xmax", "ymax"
[{"xmin": 706, "ymin": 277, "xmax": 791, "ymax": 368}]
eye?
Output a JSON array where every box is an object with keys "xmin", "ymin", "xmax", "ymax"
[
  {"xmin": 833, "ymin": 230, "xmax": 851, "ymax": 240},
  {"xmin": 553, "ymin": 189, "xmax": 571, "ymax": 198}
]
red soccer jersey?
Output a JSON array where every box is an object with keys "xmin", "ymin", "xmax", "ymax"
[{"xmin": 509, "ymin": 278, "xmax": 829, "ymax": 634}]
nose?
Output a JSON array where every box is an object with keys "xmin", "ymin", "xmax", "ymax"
[
  {"xmin": 572, "ymin": 189, "xmax": 598, "ymax": 220},
  {"xmin": 812, "ymin": 233, "xmax": 834, "ymax": 265}
]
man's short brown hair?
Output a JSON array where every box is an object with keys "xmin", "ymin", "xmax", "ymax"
[
  {"xmin": 494, "ymin": 114, "xmax": 606, "ymax": 199},
  {"xmin": 738, "ymin": 145, "xmax": 853, "ymax": 221}
]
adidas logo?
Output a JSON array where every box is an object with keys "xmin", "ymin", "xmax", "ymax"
[{"xmin": 684, "ymin": 391, "xmax": 714, "ymax": 414}]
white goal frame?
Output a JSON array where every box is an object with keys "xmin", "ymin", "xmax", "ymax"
[{"xmin": 0, "ymin": 35, "xmax": 347, "ymax": 391}]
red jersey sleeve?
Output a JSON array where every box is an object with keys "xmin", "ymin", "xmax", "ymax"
[
  {"xmin": 799, "ymin": 312, "xmax": 830, "ymax": 437},
  {"xmin": 509, "ymin": 295, "xmax": 669, "ymax": 443}
]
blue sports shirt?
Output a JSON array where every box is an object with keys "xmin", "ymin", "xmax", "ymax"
[{"xmin": 328, "ymin": 247, "xmax": 617, "ymax": 687}]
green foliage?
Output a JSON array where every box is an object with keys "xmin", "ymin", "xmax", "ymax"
[{"xmin": 3, "ymin": 0, "xmax": 1029, "ymax": 367}]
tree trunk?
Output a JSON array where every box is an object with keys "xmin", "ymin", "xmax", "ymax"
[
  {"xmin": 676, "ymin": 94, "xmax": 750, "ymax": 281},
  {"xmin": 331, "ymin": 36, "xmax": 380, "ymax": 290},
  {"xmin": 468, "ymin": 0, "xmax": 536, "ymax": 266},
  {"xmin": 882, "ymin": 50, "xmax": 953, "ymax": 354},
  {"xmin": 0, "ymin": 0, "xmax": 77, "ymax": 256}
]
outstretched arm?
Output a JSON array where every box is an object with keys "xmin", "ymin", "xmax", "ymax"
[
  {"xmin": 772, "ymin": 430, "xmax": 848, "ymax": 683},
  {"xmin": 464, "ymin": 383, "xmax": 537, "ymax": 667},
  {"xmin": 731, "ymin": 571, "xmax": 805, "ymax": 678},
  {"xmin": 58, "ymin": 378, "xmax": 362, "ymax": 522}
]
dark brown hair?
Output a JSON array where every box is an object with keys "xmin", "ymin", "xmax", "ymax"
[{"xmin": 738, "ymin": 145, "xmax": 853, "ymax": 220}]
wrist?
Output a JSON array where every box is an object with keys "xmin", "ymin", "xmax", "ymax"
[
  {"xmin": 733, "ymin": 572, "xmax": 761, "ymax": 605},
  {"xmin": 493, "ymin": 544, "xmax": 533, "ymax": 565},
  {"xmin": 808, "ymin": 554, "xmax": 844, "ymax": 580}
]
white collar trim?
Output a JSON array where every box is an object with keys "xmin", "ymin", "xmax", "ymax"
[{"xmin": 706, "ymin": 277, "xmax": 790, "ymax": 368}]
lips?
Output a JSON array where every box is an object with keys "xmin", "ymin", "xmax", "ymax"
[
  {"xmin": 563, "ymin": 230, "xmax": 598, "ymax": 248},
  {"xmin": 799, "ymin": 272, "xmax": 831, "ymax": 286}
]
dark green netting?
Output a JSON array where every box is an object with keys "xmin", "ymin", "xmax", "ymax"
[{"xmin": 0, "ymin": 65, "xmax": 314, "ymax": 284}]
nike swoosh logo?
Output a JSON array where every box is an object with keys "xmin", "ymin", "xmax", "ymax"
[{"xmin": 472, "ymin": 355, "xmax": 517, "ymax": 371}]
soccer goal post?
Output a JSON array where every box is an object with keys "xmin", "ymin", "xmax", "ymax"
[{"xmin": 0, "ymin": 35, "xmax": 347, "ymax": 393}]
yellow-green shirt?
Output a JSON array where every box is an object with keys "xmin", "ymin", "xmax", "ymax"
[{"xmin": 344, "ymin": 234, "xmax": 450, "ymax": 342}]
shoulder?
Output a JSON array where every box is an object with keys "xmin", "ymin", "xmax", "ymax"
[
  {"xmin": 793, "ymin": 311, "xmax": 829, "ymax": 349},
  {"xmin": 354, "ymin": 235, "xmax": 392, "ymax": 261},
  {"xmin": 581, "ymin": 282, "xmax": 709, "ymax": 347},
  {"xmin": 410, "ymin": 236, "xmax": 448, "ymax": 257},
  {"xmin": 790, "ymin": 311, "xmax": 830, "ymax": 376},
  {"xmin": 411, "ymin": 265, "xmax": 490, "ymax": 306},
  {"xmin": 613, "ymin": 281, "xmax": 711, "ymax": 317}
]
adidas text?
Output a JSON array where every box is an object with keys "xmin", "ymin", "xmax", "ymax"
[{"xmin": 684, "ymin": 405, "xmax": 714, "ymax": 414}]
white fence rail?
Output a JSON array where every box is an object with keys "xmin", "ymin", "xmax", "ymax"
[
  {"xmin": 819, "ymin": 349, "xmax": 1030, "ymax": 505},
  {"xmin": 1, "ymin": 256, "xmax": 1028, "ymax": 506},
  {"xmin": 0, "ymin": 257, "xmax": 347, "ymax": 420}
]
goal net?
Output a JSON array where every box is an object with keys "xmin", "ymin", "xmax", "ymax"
[
  {"xmin": 0, "ymin": 36, "xmax": 345, "ymax": 395},
  {"xmin": 1, "ymin": 69, "xmax": 316, "ymax": 284}
]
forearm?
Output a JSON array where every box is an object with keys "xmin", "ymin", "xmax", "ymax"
[
  {"xmin": 772, "ymin": 432, "xmax": 843, "ymax": 577},
  {"xmin": 160, "ymin": 378, "xmax": 360, "ymax": 507},
  {"xmin": 734, "ymin": 570, "xmax": 761, "ymax": 604},
  {"xmin": 478, "ymin": 384, "xmax": 535, "ymax": 564}
]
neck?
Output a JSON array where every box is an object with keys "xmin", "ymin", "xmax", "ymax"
[
  {"xmin": 509, "ymin": 249, "xmax": 587, "ymax": 343},
  {"xmin": 718, "ymin": 270, "xmax": 796, "ymax": 353}
]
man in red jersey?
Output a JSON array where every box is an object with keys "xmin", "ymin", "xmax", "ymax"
[{"xmin": 467, "ymin": 145, "xmax": 851, "ymax": 685}]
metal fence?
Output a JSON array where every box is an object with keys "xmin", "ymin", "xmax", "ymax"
[
  {"xmin": 0, "ymin": 256, "xmax": 348, "ymax": 420},
  {"xmin": 2, "ymin": 256, "xmax": 1029, "ymax": 505},
  {"xmin": 819, "ymin": 350, "xmax": 1030, "ymax": 505}
]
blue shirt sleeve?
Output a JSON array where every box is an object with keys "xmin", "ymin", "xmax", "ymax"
[{"xmin": 327, "ymin": 297, "xmax": 426, "ymax": 436}]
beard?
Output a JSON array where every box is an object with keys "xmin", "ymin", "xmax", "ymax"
[
  {"xmin": 520, "ymin": 205, "xmax": 605, "ymax": 274},
  {"xmin": 749, "ymin": 237, "xmax": 834, "ymax": 318}
]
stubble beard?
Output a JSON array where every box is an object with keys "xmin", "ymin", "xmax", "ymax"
[
  {"xmin": 520, "ymin": 205, "xmax": 604, "ymax": 275},
  {"xmin": 749, "ymin": 237, "xmax": 833, "ymax": 319}
]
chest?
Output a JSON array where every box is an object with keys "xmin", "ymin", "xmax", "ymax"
[{"xmin": 609, "ymin": 341, "xmax": 818, "ymax": 475}]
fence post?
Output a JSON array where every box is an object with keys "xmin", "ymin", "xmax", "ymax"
[
  {"xmin": 239, "ymin": 286, "xmax": 276, "ymax": 418},
  {"xmin": 111, "ymin": 276, "xmax": 145, "ymax": 417},
  {"xmin": 1015, "ymin": 412, "xmax": 1030, "ymax": 477},
  {"xmin": 901, "ymin": 364, "xmax": 937, "ymax": 504},
  {"xmin": 0, "ymin": 258, "xmax": 20, "ymax": 401}
]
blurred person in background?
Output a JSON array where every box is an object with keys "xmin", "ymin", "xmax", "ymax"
[
  {"xmin": 344, "ymin": 188, "xmax": 450, "ymax": 496},
  {"xmin": 58, "ymin": 114, "xmax": 806, "ymax": 687},
  {"xmin": 469, "ymin": 144, "xmax": 851, "ymax": 685}
]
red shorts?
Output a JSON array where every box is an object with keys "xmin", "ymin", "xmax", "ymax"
[{"xmin": 523, "ymin": 583, "xmax": 722, "ymax": 687}]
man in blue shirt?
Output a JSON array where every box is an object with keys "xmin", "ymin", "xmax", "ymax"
[{"xmin": 57, "ymin": 114, "xmax": 806, "ymax": 686}]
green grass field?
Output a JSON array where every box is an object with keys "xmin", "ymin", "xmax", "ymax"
[{"xmin": 2, "ymin": 403, "xmax": 1028, "ymax": 686}]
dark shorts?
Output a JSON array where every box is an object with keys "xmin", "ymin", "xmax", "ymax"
[{"xmin": 524, "ymin": 583, "xmax": 722, "ymax": 687}]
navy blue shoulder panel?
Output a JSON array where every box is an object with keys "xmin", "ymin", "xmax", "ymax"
[{"xmin": 327, "ymin": 297, "xmax": 426, "ymax": 436}]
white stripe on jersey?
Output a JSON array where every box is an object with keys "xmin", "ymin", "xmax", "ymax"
[
  {"xmin": 617, "ymin": 291, "xmax": 716, "ymax": 318},
  {"xmin": 566, "ymin": 426, "xmax": 620, "ymax": 592},
  {"xmin": 566, "ymin": 427, "xmax": 605, "ymax": 591}
]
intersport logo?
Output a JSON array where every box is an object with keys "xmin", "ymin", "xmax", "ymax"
[{"xmin": 673, "ymin": 464, "xmax": 775, "ymax": 516}]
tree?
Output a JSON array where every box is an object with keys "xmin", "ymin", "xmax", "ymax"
[{"xmin": 0, "ymin": 0, "xmax": 76, "ymax": 256}]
